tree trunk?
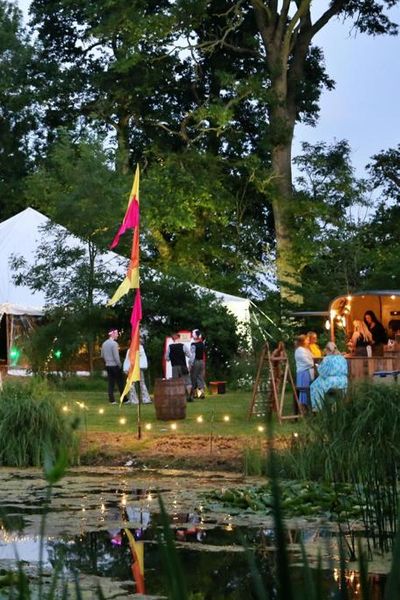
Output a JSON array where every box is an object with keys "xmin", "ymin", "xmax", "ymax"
[
  {"xmin": 115, "ymin": 114, "xmax": 130, "ymax": 175},
  {"xmin": 270, "ymin": 128, "xmax": 303, "ymax": 304},
  {"xmin": 268, "ymin": 66, "xmax": 303, "ymax": 304},
  {"xmin": 88, "ymin": 340, "xmax": 94, "ymax": 374}
]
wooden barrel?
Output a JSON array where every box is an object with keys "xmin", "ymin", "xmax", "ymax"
[{"xmin": 153, "ymin": 378, "xmax": 187, "ymax": 420}]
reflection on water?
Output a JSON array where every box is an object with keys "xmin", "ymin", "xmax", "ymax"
[
  {"xmin": 1, "ymin": 508, "xmax": 388, "ymax": 599},
  {"xmin": 0, "ymin": 473, "xmax": 390, "ymax": 598}
]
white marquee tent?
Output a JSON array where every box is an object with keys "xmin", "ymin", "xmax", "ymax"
[{"xmin": 0, "ymin": 208, "xmax": 251, "ymax": 368}]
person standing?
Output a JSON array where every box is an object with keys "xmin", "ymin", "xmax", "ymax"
[
  {"xmin": 347, "ymin": 320, "xmax": 372, "ymax": 356},
  {"xmin": 190, "ymin": 329, "xmax": 206, "ymax": 400},
  {"xmin": 294, "ymin": 334, "xmax": 315, "ymax": 409},
  {"xmin": 364, "ymin": 310, "xmax": 388, "ymax": 356},
  {"xmin": 166, "ymin": 332, "xmax": 192, "ymax": 400},
  {"xmin": 101, "ymin": 329, "xmax": 125, "ymax": 404},
  {"xmin": 123, "ymin": 342, "xmax": 152, "ymax": 404},
  {"xmin": 307, "ymin": 331, "xmax": 322, "ymax": 359}
]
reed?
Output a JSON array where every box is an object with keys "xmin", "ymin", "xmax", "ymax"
[{"xmin": 273, "ymin": 382, "xmax": 400, "ymax": 552}]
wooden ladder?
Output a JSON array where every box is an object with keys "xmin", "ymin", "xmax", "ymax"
[{"xmin": 248, "ymin": 341, "xmax": 303, "ymax": 422}]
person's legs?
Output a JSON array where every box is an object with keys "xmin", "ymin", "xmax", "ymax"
[
  {"xmin": 310, "ymin": 378, "xmax": 325, "ymax": 410},
  {"xmin": 117, "ymin": 367, "xmax": 125, "ymax": 396},
  {"xmin": 140, "ymin": 370, "xmax": 151, "ymax": 403},
  {"xmin": 196, "ymin": 361, "xmax": 205, "ymax": 398},
  {"xmin": 183, "ymin": 371, "xmax": 192, "ymax": 400},
  {"xmin": 296, "ymin": 370, "xmax": 311, "ymax": 407},
  {"xmin": 129, "ymin": 382, "xmax": 139, "ymax": 404},
  {"xmin": 190, "ymin": 364, "xmax": 198, "ymax": 398},
  {"xmin": 191, "ymin": 361, "xmax": 205, "ymax": 398},
  {"xmin": 106, "ymin": 367, "xmax": 116, "ymax": 403}
]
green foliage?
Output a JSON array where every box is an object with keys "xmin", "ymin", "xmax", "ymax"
[
  {"xmin": 229, "ymin": 354, "xmax": 258, "ymax": 391},
  {"xmin": 0, "ymin": 1, "xmax": 36, "ymax": 219},
  {"xmin": 11, "ymin": 135, "xmax": 132, "ymax": 371},
  {"xmin": 206, "ymin": 480, "xmax": 366, "ymax": 520},
  {"xmin": 0, "ymin": 380, "xmax": 79, "ymax": 467},
  {"xmin": 368, "ymin": 144, "xmax": 400, "ymax": 203},
  {"xmin": 141, "ymin": 150, "xmax": 270, "ymax": 293},
  {"xmin": 157, "ymin": 495, "xmax": 188, "ymax": 600},
  {"xmin": 25, "ymin": 132, "xmax": 128, "ymax": 246}
]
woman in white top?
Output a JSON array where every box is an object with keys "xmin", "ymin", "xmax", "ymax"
[
  {"xmin": 123, "ymin": 344, "xmax": 151, "ymax": 404},
  {"xmin": 294, "ymin": 334, "xmax": 315, "ymax": 407}
]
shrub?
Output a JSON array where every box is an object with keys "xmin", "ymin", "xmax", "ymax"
[
  {"xmin": 47, "ymin": 372, "xmax": 106, "ymax": 391},
  {"xmin": 0, "ymin": 380, "xmax": 79, "ymax": 467}
]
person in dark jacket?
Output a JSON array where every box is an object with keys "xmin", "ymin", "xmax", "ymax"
[
  {"xmin": 166, "ymin": 333, "xmax": 192, "ymax": 400},
  {"xmin": 190, "ymin": 329, "xmax": 206, "ymax": 400},
  {"xmin": 364, "ymin": 310, "xmax": 388, "ymax": 356}
]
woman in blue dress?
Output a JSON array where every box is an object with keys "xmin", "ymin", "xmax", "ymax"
[
  {"xmin": 294, "ymin": 334, "xmax": 315, "ymax": 407},
  {"xmin": 310, "ymin": 342, "xmax": 348, "ymax": 410}
]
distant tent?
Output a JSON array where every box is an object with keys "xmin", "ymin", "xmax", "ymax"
[{"xmin": 0, "ymin": 208, "xmax": 250, "ymax": 370}]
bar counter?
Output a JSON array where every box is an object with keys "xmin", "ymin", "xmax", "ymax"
[{"xmin": 345, "ymin": 352, "xmax": 400, "ymax": 379}]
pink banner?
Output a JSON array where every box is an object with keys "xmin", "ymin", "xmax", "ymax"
[
  {"xmin": 130, "ymin": 289, "xmax": 142, "ymax": 328},
  {"xmin": 110, "ymin": 198, "xmax": 139, "ymax": 249}
]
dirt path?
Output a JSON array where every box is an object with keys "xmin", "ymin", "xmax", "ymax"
[{"xmin": 80, "ymin": 432, "xmax": 290, "ymax": 471}]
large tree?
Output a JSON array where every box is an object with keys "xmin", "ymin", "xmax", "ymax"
[
  {"xmin": 27, "ymin": 0, "xmax": 273, "ymax": 295},
  {"xmin": 289, "ymin": 139, "xmax": 369, "ymax": 307},
  {"xmin": 29, "ymin": 0, "xmax": 186, "ymax": 172},
  {"xmin": 0, "ymin": 1, "xmax": 36, "ymax": 219},
  {"xmin": 174, "ymin": 0, "xmax": 398, "ymax": 300},
  {"xmin": 359, "ymin": 144, "xmax": 400, "ymax": 288},
  {"xmin": 27, "ymin": 0, "xmax": 399, "ymax": 302}
]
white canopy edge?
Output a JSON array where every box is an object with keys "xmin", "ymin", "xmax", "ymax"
[{"xmin": 0, "ymin": 303, "xmax": 44, "ymax": 316}]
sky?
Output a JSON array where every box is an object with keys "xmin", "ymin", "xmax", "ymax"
[
  {"xmin": 15, "ymin": 0, "xmax": 400, "ymax": 179},
  {"xmin": 294, "ymin": 5, "xmax": 400, "ymax": 178}
]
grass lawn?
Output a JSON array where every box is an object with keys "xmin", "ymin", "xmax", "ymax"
[{"xmin": 53, "ymin": 387, "xmax": 306, "ymax": 439}]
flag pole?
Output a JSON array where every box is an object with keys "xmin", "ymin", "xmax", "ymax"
[{"xmin": 137, "ymin": 379, "xmax": 142, "ymax": 440}]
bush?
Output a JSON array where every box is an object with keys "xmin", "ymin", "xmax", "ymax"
[
  {"xmin": 47, "ymin": 372, "xmax": 106, "ymax": 391},
  {"xmin": 229, "ymin": 353, "xmax": 258, "ymax": 390},
  {"xmin": 0, "ymin": 380, "xmax": 79, "ymax": 467}
]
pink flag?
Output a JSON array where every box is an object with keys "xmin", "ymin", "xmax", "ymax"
[
  {"xmin": 110, "ymin": 199, "xmax": 139, "ymax": 249},
  {"xmin": 130, "ymin": 289, "xmax": 142, "ymax": 328}
]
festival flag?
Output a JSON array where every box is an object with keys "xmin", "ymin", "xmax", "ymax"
[
  {"xmin": 108, "ymin": 165, "xmax": 142, "ymax": 403},
  {"xmin": 124, "ymin": 528, "xmax": 145, "ymax": 595},
  {"xmin": 110, "ymin": 164, "xmax": 140, "ymax": 249},
  {"xmin": 120, "ymin": 290, "xmax": 142, "ymax": 401},
  {"xmin": 108, "ymin": 226, "xmax": 140, "ymax": 306}
]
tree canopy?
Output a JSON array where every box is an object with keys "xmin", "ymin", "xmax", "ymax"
[{"xmin": 0, "ymin": 0, "xmax": 398, "ymax": 340}]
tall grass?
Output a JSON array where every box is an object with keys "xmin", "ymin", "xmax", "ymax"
[
  {"xmin": 0, "ymin": 380, "xmax": 79, "ymax": 467},
  {"xmin": 274, "ymin": 382, "xmax": 400, "ymax": 552}
]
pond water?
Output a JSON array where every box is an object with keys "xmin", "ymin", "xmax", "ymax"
[{"xmin": 0, "ymin": 468, "xmax": 389, "ymax": 599}]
